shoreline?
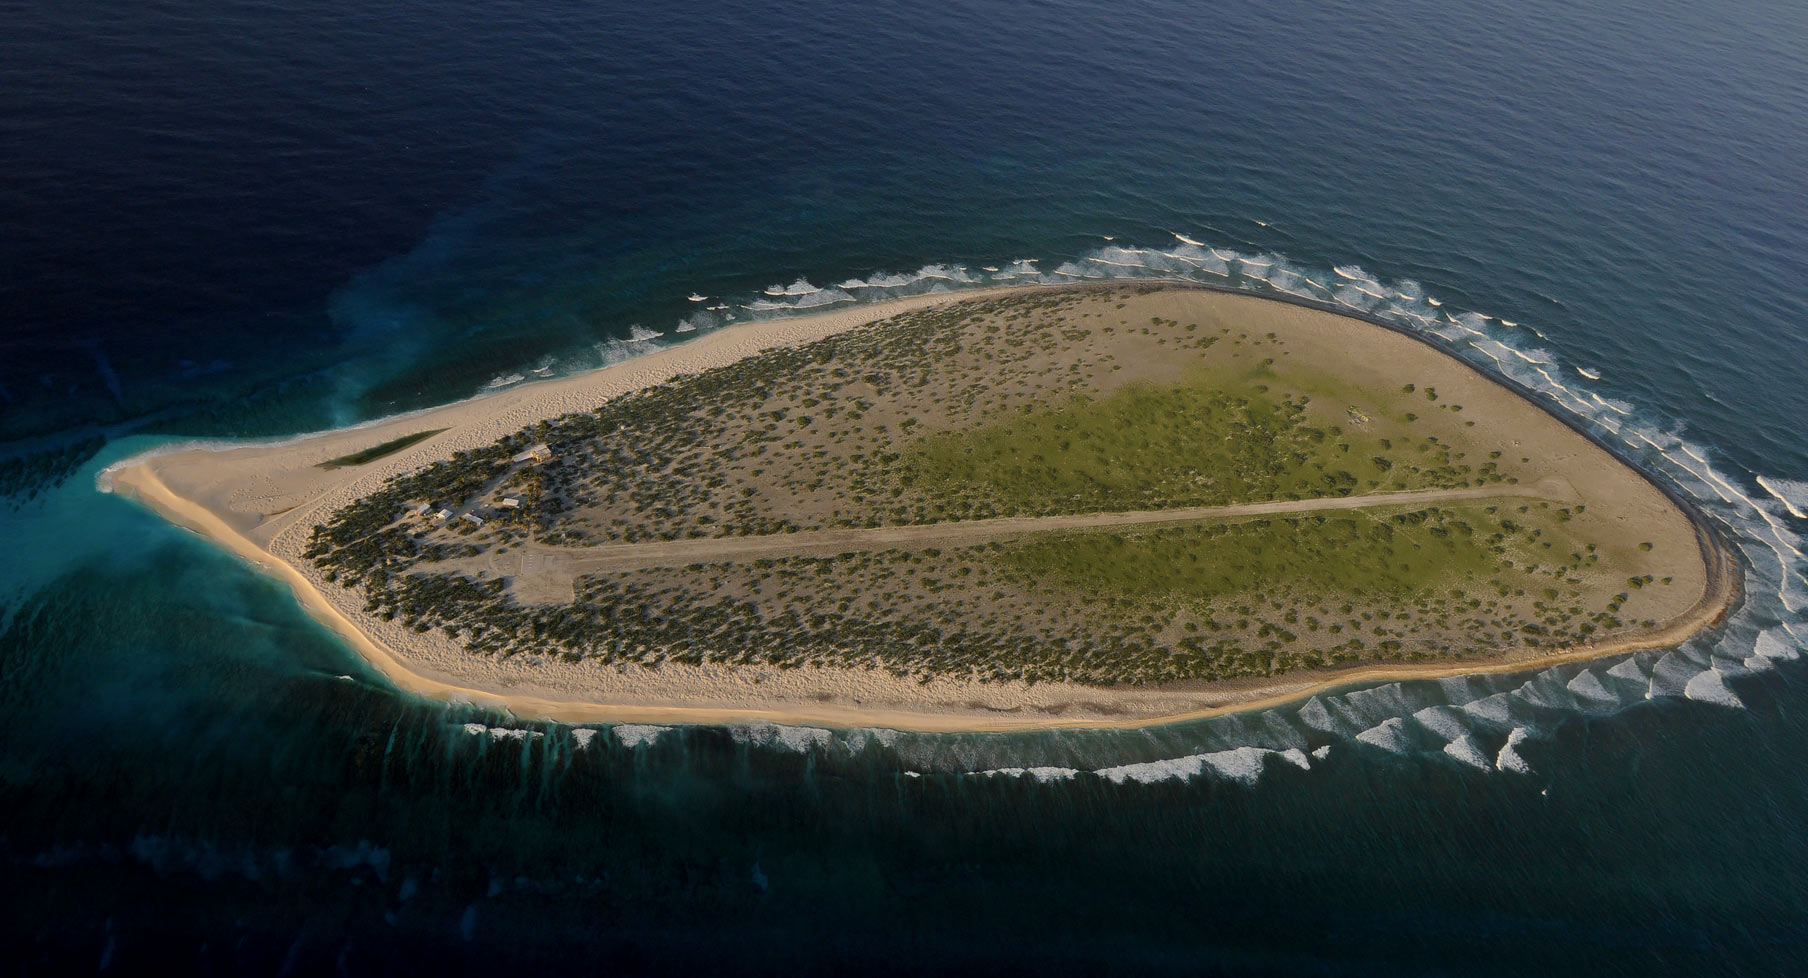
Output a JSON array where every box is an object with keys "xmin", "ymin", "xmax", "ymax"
[{"xmin": 105, "ymin": 283, "xmax": 1742, "ymax": 732}]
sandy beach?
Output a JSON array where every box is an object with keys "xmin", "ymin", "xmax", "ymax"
[{"xmin": 105, "ymin": 285, "xmax": 1739, "ymax": 731}]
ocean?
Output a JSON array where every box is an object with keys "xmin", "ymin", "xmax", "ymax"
[{"xmin": 3, "ymin": 0, "xmax": 1806, "ymax": 972}]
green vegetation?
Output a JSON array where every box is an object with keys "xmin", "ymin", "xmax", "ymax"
[
  {"xmin": 902, "ymin": 364, "xmax": 1489, "ymax": 516},
  {"xmin": 318, "ymin": 429, "xmax": 447, "ymax": 469},
  {"xmin": 299, "ymin": 285, "xmax": 1664, "ymax": 688},
  {"xmin": 1002, "ymin": 507, "xmax": 1500, "ymax": 603}
]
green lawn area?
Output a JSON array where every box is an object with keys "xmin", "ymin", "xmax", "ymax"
[
  {"xmin": 899, "ymin": 364, "xmax": 1476, "ymax": 516},
  {"xmin": 1000, "ymin": 506, "xmax": 1504, "ymax": 604},
  {"xmin": 317, "ymin": 429, "xmax": 447, "ymax": 470}
]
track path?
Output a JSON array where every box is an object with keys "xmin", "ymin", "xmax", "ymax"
[{"xmin": 490, "ymin": 478, "xmax": 1574, "ymax": 600}]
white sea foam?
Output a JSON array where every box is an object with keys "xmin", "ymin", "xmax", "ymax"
[
  {"xmin": 612, "ymin": 724, "xmax": 671, "ymax": 748},
  {"xmin": 762, "ymin": 277, "xmax": 822, "ymax": 297},
  {"xmin": 1648, "ymin": 651, "xmax": 1697, "ymax": 699},
  {"xmin": 1757, "ymin": 476, "xmax": 1808, "ymax": 519},
  {"xmin": 837, "ymin": 272, "xmax": 910, "ymax": 290},
  {"xmin": 1496, "ymin": 727, "xmax": 1533, "ymax": 774},
  {"xmin": 1411, "ymin": 706, "xmax": 1470, "ymax": 742},
  {"xmin": 1304, "ymin": 693, "xmax": 1377, "ymax": 736},
  {"xmin": 1589, "ymin": 393, "xmax": 1633, "ymax": 416},
  {"xmin": 674, "ymin": 310, "xmax": 718, "ymax": 334},
  {"xmin": 1338, "ymin": 684, "xmax": 1415, "ymax": 725},
  {"xmin": 1753, "ymin": 627, "xmax": 1802, "ymax": 661},
  {"xmin": 484, "ymin": 373, "xmax": 525, "ymax": 390},
  {"xmin": 1565, "ymin": 669, "xmax": 1615, "ymax": 704},
  {"xmin": 1440, "ymin": 312, "xmax": 1483, "ymax": 337},
  {"xmin": 1095, "ymin": 754, "xmax": 1208, "ymax": 784},
  {"xmin": 1172, "ymin": 249, "xmax": 1230, "ymax": 275},
  {"xmin": 977, "ymin": 766, "xmax": 1081, "ymax": 783},
  {"xmin": 1263, "ymin": 269, "xmax": 1315, "ymax": 300},
  {"xmin": 1684, "ymin": 669, "xmax": 1744, "ymax": 709},
  {"xmin": 1297, "ymin": 695, "xmax": 1334, "ymax": 732},
  {"xmin": 791, "ymin": 288, "xmax": 855, "ymax": 308},
  {"xmin": 922, "ymin": 263, "xmax": 978, "ymax": 283},
  {"xmin": 1052, "ymin": 261, "xmax": 1103, "ymax": 279},
  {"xmin": 1201, "ymin": 747, "xmax": 1284, "ymax": 785},
  {"xmin": 570, "ymin": 728, "xmax": 598, "ymax": 750},
  {"xmin": 1512, "ymin": 672, "xmax": 1575, "ymax": 711},
  {"xmin": 459, "ymin": 722, "xmax": 541, "ymax": 741},
  {"xmin": 730, "ymin": 723, "xmax": 836, "ymax": 753},
  {"xmin": 1333, "ymin": 286, "xmax": 1376, "ymax": 310},
  {"xmin": 1355, "ymin": 717, "xmax": 1411, "ymax": 753},
  {"xmin": 1443, "ymin": 735, "xmax": 1492, "ymax": 770},
  {"xmin": 1605, "ymin": 656, "xmax": 1649, "ymax": 685},
  {"xmin": 1461, "ymin": 692, "xmax": 1516, "ymax": 727},
  {"xmin": 1095, "ymin": 746, "xmax": 1288, "ymax": 786},
  {"xmin": 1173, "ymin": 232, "xmax": 1204, "ymax": 247}
]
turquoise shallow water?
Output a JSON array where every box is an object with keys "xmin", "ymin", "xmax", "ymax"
[{"xmin": 4, "ymin": 0, "xmax": 1808, "ymax": 972}]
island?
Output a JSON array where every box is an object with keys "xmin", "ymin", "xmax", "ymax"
[{"xmin": 107, "ymin": 284, "xmax": 1737, "ymax": 729}]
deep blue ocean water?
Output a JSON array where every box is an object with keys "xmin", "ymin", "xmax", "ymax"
[{"xmin": 4, "ymin": 0, "xmax": 1807, "ymax": 972}]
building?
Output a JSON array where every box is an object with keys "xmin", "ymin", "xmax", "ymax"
[
  {"xmin": 511, "ymin": 443, "xmax": 551, "ymax": 464},
  {"xmin": 461, "ymin": 513, "xmax": 485, "ymax": 527},
  {"xmin": 500, "ymin": 497, "xmax": 521, "ymax": 508},
  {"xmin": 410, "ymin": 502, "xmax": 432, "ymax": 516},
  {"xmin": 434, "ymin": 509, "xmax": 451, "ymax": 521}
]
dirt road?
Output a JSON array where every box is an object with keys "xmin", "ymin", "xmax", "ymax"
[{"xmin": 489, "ymin": 478, "xmax": 1575, "ymax": 602}]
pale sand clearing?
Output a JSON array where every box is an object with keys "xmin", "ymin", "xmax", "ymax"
[{"xmin": 105, "ymin": 285, "xmax": 1738, "ymax": 731}]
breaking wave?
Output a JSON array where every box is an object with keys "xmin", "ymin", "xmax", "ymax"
[
  {"xmin": 1757, "ymin": 476, "xmax": 1808, "ymax": 520},
  {"xmin": 612, "ymin": 724, "xmax": 672, "ymax": 748}
]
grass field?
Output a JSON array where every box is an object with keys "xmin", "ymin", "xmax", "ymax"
[
  {"xmin": 900, "ymin": 362, "xmax": 1501, "ymax": 518},
  {"xmin": 999, "ymin": 506, "xmax": 1507, "ymax": 603}
]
